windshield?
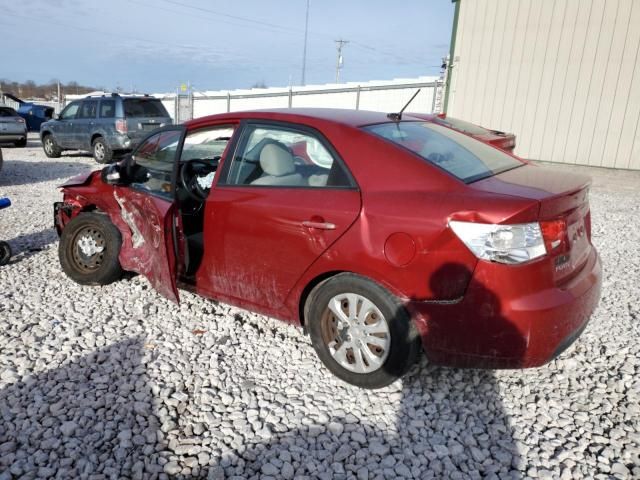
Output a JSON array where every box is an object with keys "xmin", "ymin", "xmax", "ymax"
[
  {"xmin": 433, "ymin": 116, "xmax": 489, "ymax": 135},
  {"xmin": 123, "ymin": 99, "xmax": 169, "ymax": 118},
  {"xmin": 364, "ymin": 121, "xmax": 522, "ymax": 183}
]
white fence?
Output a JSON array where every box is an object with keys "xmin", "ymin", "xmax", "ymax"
[{"xmin": 156, "ymin": 77, "xmax": 444, "ymax": 123}]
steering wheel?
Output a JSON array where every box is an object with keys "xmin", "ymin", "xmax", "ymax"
[{"xmin": 179, "ymin": 158, "xmax": 219, "ymax": 201}]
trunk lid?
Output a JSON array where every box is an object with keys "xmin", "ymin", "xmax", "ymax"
[{"xmin": 472, "ymin": 164, "xmax": 592, "ymax": 283}]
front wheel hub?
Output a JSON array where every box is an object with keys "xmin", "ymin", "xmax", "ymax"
[{"xmin": 72, "ymin": 227, "xmax": 106, "ymax": 272}]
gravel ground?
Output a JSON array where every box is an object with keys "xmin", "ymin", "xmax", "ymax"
[{"xmin": 0, "ymin": 136, "xmax": 638, "ymax": 480}]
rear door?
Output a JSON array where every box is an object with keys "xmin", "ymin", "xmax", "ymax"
[
  {"xmin": 199, "ymin": 121, "xmax": 361, "ymax": 311},
  {"xmin": 73, "ymin": 100, "xmax": 98, "ymax": 149},
  {"xmin": 123, "ymin": 98, "xmax": 172, "ymax": 146},
  {"xmin": 114, "ymin": 127, "xmax": 185, "ymax": 302}
]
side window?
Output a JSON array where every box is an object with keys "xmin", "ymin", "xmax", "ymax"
[
  {"xmin": 60, "ymin": 102, "xmax": 80, "ymax": 120},
  {"xmin": 225, "ymin": 125, "xmax": 351, "ymax": 188},
  {"xmin": 78, "ymin": 101, "xmax": 97, "ymax": 119},
  {"xmin": 99, "ymin": 100, "xmax": 115, "ymax": 118},
  {"xmin": 130, "ymin": 130, "xmax": 182, "ymax": 199}
]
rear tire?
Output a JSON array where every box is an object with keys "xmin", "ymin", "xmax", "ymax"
[
  {"xmin": 0, "ymin": 241, "xmax": 11, "ymax": 266},
  {"xmin": 59, "ymin": 213, "xmax": 123, "ymax": 285},
  {"xmin": 43, "ymin": 134, "xmax": 62, "ymax": 158},
  {"xmin": 15, "ymin": 138, "xmax": 27, "ymax": 148},
  {"xmin": 92, "ymin": 137, "xmax": 113, "ymax": 164},
  {"xmin": 307, "ymin": 273, "xmax": 421, "ymax": 389}
]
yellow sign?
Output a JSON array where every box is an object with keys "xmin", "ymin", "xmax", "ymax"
[{"xmin": 180, "ymin": 83, "xmax": 187, "ymax": 92}]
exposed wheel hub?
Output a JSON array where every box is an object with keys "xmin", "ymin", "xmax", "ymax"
[
  {"xmin": 72, "ymin": 227, "xmax": 106, "ymax": 272},
  {"xmin": 78, "ymin": 235, "xmax": 104, "ymax": 257}
]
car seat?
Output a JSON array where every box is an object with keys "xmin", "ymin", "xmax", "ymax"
[{"xmin": 251, "ymin": 143, "xmax": 304, "ymax": 186}]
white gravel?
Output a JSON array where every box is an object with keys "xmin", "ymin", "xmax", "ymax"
[{"xmin": 0, "ymin": 136, "xmax": 638, "ymax": 479}]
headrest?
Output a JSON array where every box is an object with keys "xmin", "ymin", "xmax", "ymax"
[{"xmin": 259, "ymin": 143, "xmax": 295, "ymax": 176}]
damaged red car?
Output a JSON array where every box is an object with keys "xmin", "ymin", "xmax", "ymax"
[{"xmin": 54, "ymin": 109, "xmax": 602, "ymax": 388}]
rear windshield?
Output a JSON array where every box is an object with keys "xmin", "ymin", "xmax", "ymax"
[
  {"xmin": 433, "ymin": 116, "xmax": 489, "ymax": 135},
  {"xmin": 123, "ymin": 99, "xmax": 168, "ymax": 118},
  {"xmin": 0, "ymin": 107, "xmax": 18, "ymax": 117},
  {"xmin": 364, "ymin": 121, "xmax": 522, "ymax": 183}
]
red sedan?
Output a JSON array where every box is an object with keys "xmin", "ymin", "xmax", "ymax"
[{"xmin": 54, "ymin": 109, "xmax": 601, "ymax": 388}]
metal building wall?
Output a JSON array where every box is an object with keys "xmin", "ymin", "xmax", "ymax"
[{"xmin": 448, "ymin": 0, "xmax": 640, "ymax": 169}]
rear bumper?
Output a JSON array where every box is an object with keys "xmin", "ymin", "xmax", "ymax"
[
  {"xmin": 0, "ymin": 133, "xmax": 27, "ymax": 142},
  {"xmin": 108, "ymin": 134, "xmax": 133, "ymax": 150},
  {"xmin": 407, "ymin": 248, "xmax": 602, "ymax": 368}
]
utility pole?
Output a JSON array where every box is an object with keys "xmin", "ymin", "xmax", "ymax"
[
  {"xmin": 334, "ymin": 39, "xmax": 348, "ymax": 83},
  {"xmin": 57, "ymin": 80, "xmax": 61, "ymax": 113},
  {"xmin": 301, "ymin": 0, "xmax": 310, "ymax": 85}
]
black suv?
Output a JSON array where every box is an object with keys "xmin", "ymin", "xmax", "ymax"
[{"xmin": 40, "ymin": 93, "xmax": 172, "ymax": 163}]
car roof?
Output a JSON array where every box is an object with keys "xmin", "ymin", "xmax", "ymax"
[{"xmin": 185, "ymin": 108, "xmax": 439, "ymax": 129}]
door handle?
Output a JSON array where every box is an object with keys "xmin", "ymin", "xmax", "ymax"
[{"xmin": 302, "ymin": 220, "xmax": 336, "ymax": 230}]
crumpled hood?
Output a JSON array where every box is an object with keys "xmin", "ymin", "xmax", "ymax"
[{"xmin": 58, "ymin": 170, "xmax": 99, "ymax": 188}]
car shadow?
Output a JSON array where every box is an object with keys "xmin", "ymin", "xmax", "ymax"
[
  {"xmin": 197, "ymin": 263, "xmax": 525, "ymax": 479},
  {"xmin": 1, "ymin": 228, "xmax": 59, "ymax": 264},
  {"xmin": 0, "ymin": 336, "xmax": 166, "ymax": 479},
  {"xmin": 0, "ymin": 264, "xmax": 526, "ymax": 478},
  {"xmin": 0, "ymin": 160, "xmax": 94, "ymax": 187}
]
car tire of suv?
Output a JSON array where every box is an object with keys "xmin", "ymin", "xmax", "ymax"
[
  {"xmin": 92, "ymin": 137, "xmax": 113, "ymax": 164},
  {"xmin": 15, "ymin": 138, "xmax": 27, "ymax": 148},
  {"xmin": 42, "ymin": 134, "xmax": 62, "ymax": 158},
  {"xmin": 59, "ymin": 212, "xmax": 124, "ymax": 286},
  {"xmin": 307, "ymin": 273, "xmax": 422, "ymax": 389}
]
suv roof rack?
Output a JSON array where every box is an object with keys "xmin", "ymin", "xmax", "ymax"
[{"xmin": 81, "ymin": 92, "xmax": 154, "ymax": 99}]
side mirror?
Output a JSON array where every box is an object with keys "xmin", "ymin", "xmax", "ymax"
[{"xmin": 101, "ymin": 163, "xmax": 123, "ymax": 185}]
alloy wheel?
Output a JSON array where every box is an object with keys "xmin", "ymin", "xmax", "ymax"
[{"xmin": 94, "ymin": 142, "xmax": 105, "ymax": 161}]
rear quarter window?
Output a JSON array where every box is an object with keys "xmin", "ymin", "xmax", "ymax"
[
  {"xmin": 123, "ymin": 99, "xmax": 169, "ymax": 118},
  {"xmin": 364, "ymin": 121, "xmax": 522, "ymax": 183},
  {"xmin": 99, "ymin": 100, "xmax": 116, "ymax": 118}
]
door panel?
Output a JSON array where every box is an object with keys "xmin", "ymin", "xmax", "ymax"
[
  {"xmin": 55, "ymin": 101, "xmax": 80, "ymax": 147},
  {"xmin": 111, "ymin": 127, "xmax": 185, "ymax": 302},
  {"xmin": 113, "ymin": 187, "xmax": 179, "ymax": 302},
  {"xmin": 74, "ymin": 100, "xmax": 98, "ymax": 148},
  {"xmin": 198, "ymin": 187, "xmax": 361, "ymax": 311}
]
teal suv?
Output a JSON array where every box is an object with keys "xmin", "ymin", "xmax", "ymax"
[{"xmin": 40, "ymin": 93, "xmax": 172, "ymax": 163}]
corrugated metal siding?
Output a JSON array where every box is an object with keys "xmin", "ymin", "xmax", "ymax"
[{"xmin": 449, "ymin": 0, "xmax": 640, "ymax": 169}]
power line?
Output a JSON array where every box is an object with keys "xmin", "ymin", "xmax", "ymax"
[{"xmin": 159, "ymin": 0, "xmax": 303, "ymax": 35}]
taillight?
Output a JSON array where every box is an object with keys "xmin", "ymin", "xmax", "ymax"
[
  {"xmin": 115, "ymin": 119, "xmax": 127, "ymax": 134},
  {"xmin": 540, "ymin": 218, "xmax": 568, "ymax": 253},
  {"xmin": 449, "ymin": 221, "xmax": 547, "ymax": 264},
  {"xmin": 17, "ymin": 117, "xmax": 25, "ymax": 124}
]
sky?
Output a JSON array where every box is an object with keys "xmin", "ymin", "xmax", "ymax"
[{"xmin": 1, "ymin": 0, "xmax": 454, "ymax": 93}]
